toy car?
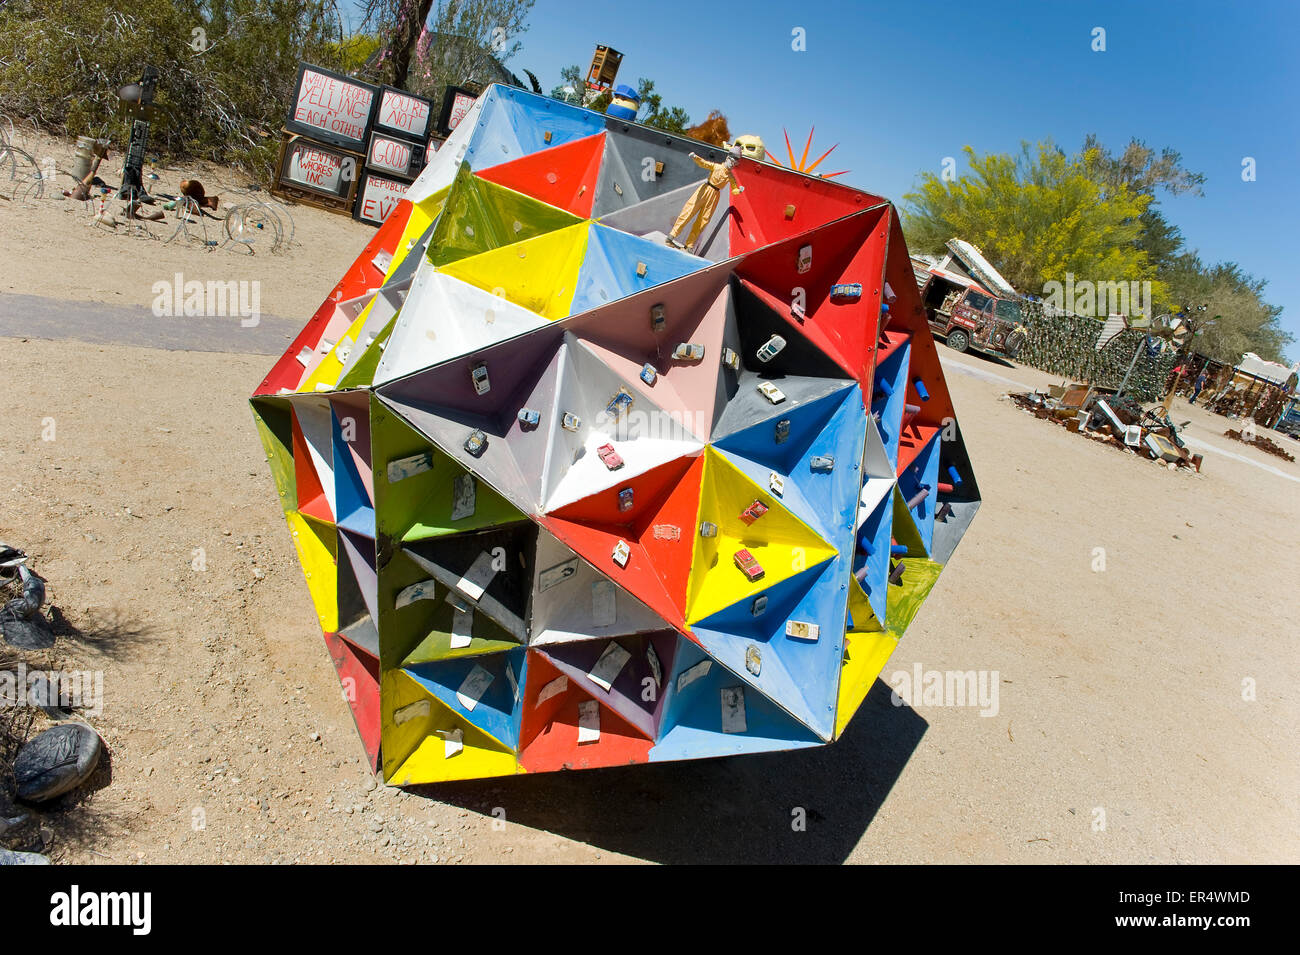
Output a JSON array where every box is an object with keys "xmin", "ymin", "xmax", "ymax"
[
  {"xmin": 797, "ymin": 244, "xmax": 812, "ymax": 274},
  {"xmin": 612, "ymin": 539, "xmax": 631, "ymax": 568},
  {"xmin": 604, "ymin": 388, "xmax": 634, "ymax": 419},
  {"xmin": 745, "ymin": 644, "xmax": 762, "ymax": 676},
  {"xmin": 672, "ymin": 343, "xmax": 705, "ymax": 361},
  {"xmin": 517, "ymin": 407, "xmax": 541, "ymax": 427},
  {"xmin": 768, "ymin": 473, "xmax": 785, "ymax": 496},
  {"xmin": 785, "ymin": 620, "xmax": 820, "ymax": 641},
  {"xmin": 733, "ymin": 549, "xmax": 764, "ymax": 581},
  {"xmin": 830, "ymin": 283, "xmax": 862, "ymax": 301},
  {"xmin": 640, "ymin": 363, "xmax": 658, "ymax": 385},
  {"xmin": 739, "ymin": 500, "xmax": 768, "ymax": 525},
  {"xmin": 464, "ymin": 429, "xmax": 487, "ymax": 457},
  {"xmin": 597, "ymin": 443, "xmax": 624, "ymax": 470},
  {"xmin": 471, "ymin": 363, "xmax": 490, "ymax": 395},
  {"xmin": 774, "ymin": 419, "xmax": 790, "ymax": 443},
  {"xmin": 757, "ymin": 381, "xmax": 786, "ymax": 404},
  {"xmin": 751, "ymin": 595, "xmax": 767, "ymax": 616},
  {"xmin": 721, "ymin": 347, "xmax": 740, "ymax": 371},
  {"xmin": 652, "ymin": 523, "xmax": 680, "ymax": 541},
  {"xmin": 756, "ymin": 335, "xmax": 786, "ymax": 363},
  {"xmin": 698, "ymin": 520, "xmax": 718, "ymax": 538},
  {"xmin": 561, "ymin": 412, "xmax": 581, "ymax": 432},
  {"xmin": 809, "ymin": 454, "xmax": 834, "ymax": 472},
  {"xmin": 790, "ymin": 300, "xmax": 805, "ymax": 322},
  {"xmin": 618, "ymin": 487, "xmax": 634, "ymax": 511},
  {"xmin": 650, "ymin": 304, "xmax": 666, "ymax": 332}
]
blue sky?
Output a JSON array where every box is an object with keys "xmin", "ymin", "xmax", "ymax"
[{"xmin": 369, "ymin": 0, "xmax": 1300, "ymax": 359}]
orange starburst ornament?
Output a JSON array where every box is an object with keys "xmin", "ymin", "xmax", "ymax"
[{"xmin": 766, "ymin": 127, "xmax": 848, "ymax": 179}]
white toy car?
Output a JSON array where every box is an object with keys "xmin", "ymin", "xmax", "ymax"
[{"xmin": 756, "ymin": 335, "xmax": 786, "ymax": 363}]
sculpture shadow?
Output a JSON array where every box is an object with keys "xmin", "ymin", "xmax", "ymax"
[{"xmin": 423, "ymin": 678, "xmax": 927, "ymax": 864}]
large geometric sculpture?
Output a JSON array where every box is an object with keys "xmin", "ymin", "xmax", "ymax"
[{"xmin": 251, "ymin": 85, "xmax": 980, "ymax": 782}]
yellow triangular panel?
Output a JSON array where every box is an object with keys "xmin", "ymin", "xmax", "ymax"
[
  {"xmin": 834, "ymin": 629, "xmax": 898, "ymax": 738},
  {"xmin": 685, "ymin": 447, "xmax": 838, "ymax": 624},
  {"xmin": 381, "ymin": 670, "xmax": 522, "ymax": 784},
  {"xmin": 286, "ymin": 510, "xmax": 338, "ymax": 632},
  {"xmin": 298, "ymin": 297, "xmax": 380, "ymax": 393},
  {"xmin": 846, "ymin": 572, "xmax": 883, "ymax": 633},
  {"xmin": 392, "ymin": 188, "xmax": 447, "ymax": 272},
  {"xmin": 439, "ymin": 221, "xmax": 589, "ymax": 320}
]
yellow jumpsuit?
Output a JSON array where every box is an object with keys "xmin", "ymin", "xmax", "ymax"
[{"xmin": 670, "ymin": 155, "xmax": 741, "ymax": 247}]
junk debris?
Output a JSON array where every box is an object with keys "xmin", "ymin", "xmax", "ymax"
[
  {"xmin": 0, "ymin": 544, "xmax": 54, "ymax": 650},
  {"xmin": 1223, "ymin": 428, "xmax": 1295, "ymax": 462},
  {"xmin": 1007, "ymin": 385, "xmax": 1203, "ymax": 472},
  {"xmin": 14, "ymin": 723, "xmax": 104, "ymax": 803}
]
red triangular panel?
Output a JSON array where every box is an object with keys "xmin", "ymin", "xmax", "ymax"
[
  {"xmin": 476, "ymin": 132, "xmax": 606, "ymax": 218},
  {"xmin": 728, "ymin": 159, "xmax": 885, "ymax": 255}
]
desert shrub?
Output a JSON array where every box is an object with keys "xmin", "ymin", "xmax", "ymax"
[{"xmin": 0, "ymin": 0, "xmax": 347, "ymax": 182}]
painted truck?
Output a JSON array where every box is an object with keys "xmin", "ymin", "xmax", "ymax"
[{"xmin": 913, "ymin": 259, "xmax": 1027, "ymax": 360}]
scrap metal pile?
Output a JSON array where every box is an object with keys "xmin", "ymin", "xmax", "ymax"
[
  {"xmin": 1223, "ymin": 428, "xmax": 1295, "ymax": 462},
  {"xmin": 1015, "ymin": 303, "xmax": 1178, "ymax": 403},
  {"xmin": 1007, "ymin": 386, "xmax": 1202, "ymax": 472}
]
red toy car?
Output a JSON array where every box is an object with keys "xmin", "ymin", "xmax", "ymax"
[
  {"xmin": 733, "ymin": 549, "xmax": 764, "ymax": 581},
  {"xmin": 597, "ymin": 443, "xmax": 624, "ymax": 470},
  {"xmin": 739, "ymin": 500, "xmax": 768, "ymax": 525}
]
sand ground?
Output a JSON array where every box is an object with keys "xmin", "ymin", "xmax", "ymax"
[{"xmin": 1, "ymin": 134, "xmax": 1297, "ymax": 864}]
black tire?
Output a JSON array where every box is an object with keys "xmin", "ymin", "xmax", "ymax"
[
  {"xmin": 946, "ymin": 329, "xmax": 970, "ymax": 353},
  {"xmin": 1004, "ymin": 329, "xmax": 1025, "ymax": 358}
]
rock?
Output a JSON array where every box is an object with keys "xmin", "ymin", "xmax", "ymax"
[
  {"xmin": 15, "ymin": 723, "xmax": 104, "ymax": 803},
  {"xmin": 0, "ymin": 848, "xmax": 50, "ymax": 865}
]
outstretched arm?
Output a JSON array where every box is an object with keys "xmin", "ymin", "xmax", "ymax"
[{"xmin": 688, "ymin": 152, "xmax": 713, "ymax": 170}]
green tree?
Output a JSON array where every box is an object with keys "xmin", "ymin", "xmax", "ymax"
[
  {"xmin": 1082, "ymin": 135, "xmax": 1205, "ymax": 274},
  {"xmin": 0, "ymin": 0, "xmax": 347, "ymax": 180},
  {"xmin": 904, "ymin": 142, "xmax": 1158, "ymax": 297},
  {"xmin": 358, "ymin": 0, "xmax": 534, "ymax": 97},
  {"xmin": 1159, "ymin": 254, "xmax": 1291, "ymax": 363},
  {"xmin": 634, "ymin": 78, "xmax": 690, "ymax": 133}
]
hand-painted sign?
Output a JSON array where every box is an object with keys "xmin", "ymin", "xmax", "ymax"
[
  {"xmin": 355, "ymin": 171, "xmax": 408, "ymax": 225},
  {"xmin": 280, "ymin": 138, "xmax": 356, "ymax": 198},
  {"xmin": 286, "ymin": 64, "xmax": 378, "ymax": 150},
  {"xmin": 437, "ymin": 86, "xmax": 477, "ymax": 135},
  {"xmin": 367, "ymin": 132, "xmax": 424, "ymax": 180},
  {"xmin": 374, "ymin": 87, "xmax": 434, "ymax": 140}
]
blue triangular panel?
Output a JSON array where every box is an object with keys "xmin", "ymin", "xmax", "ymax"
[
  {"xmin": 649, "ymin": 641, "xmax": 823, "ymax": 761},
  {"xmin": 402, "ymin": 648, "xmax": 527, "ymax": 751},
  {"xmin": 569, "ymin": 224, "xmax": 707, "ymax": 315},
  {"xmin": 690, "ymin": 556, "xmax": 849, "ymax": 740},
  {"xmin": 463, "ymin": 87, "xmax": 606, "ymax": 172}
]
